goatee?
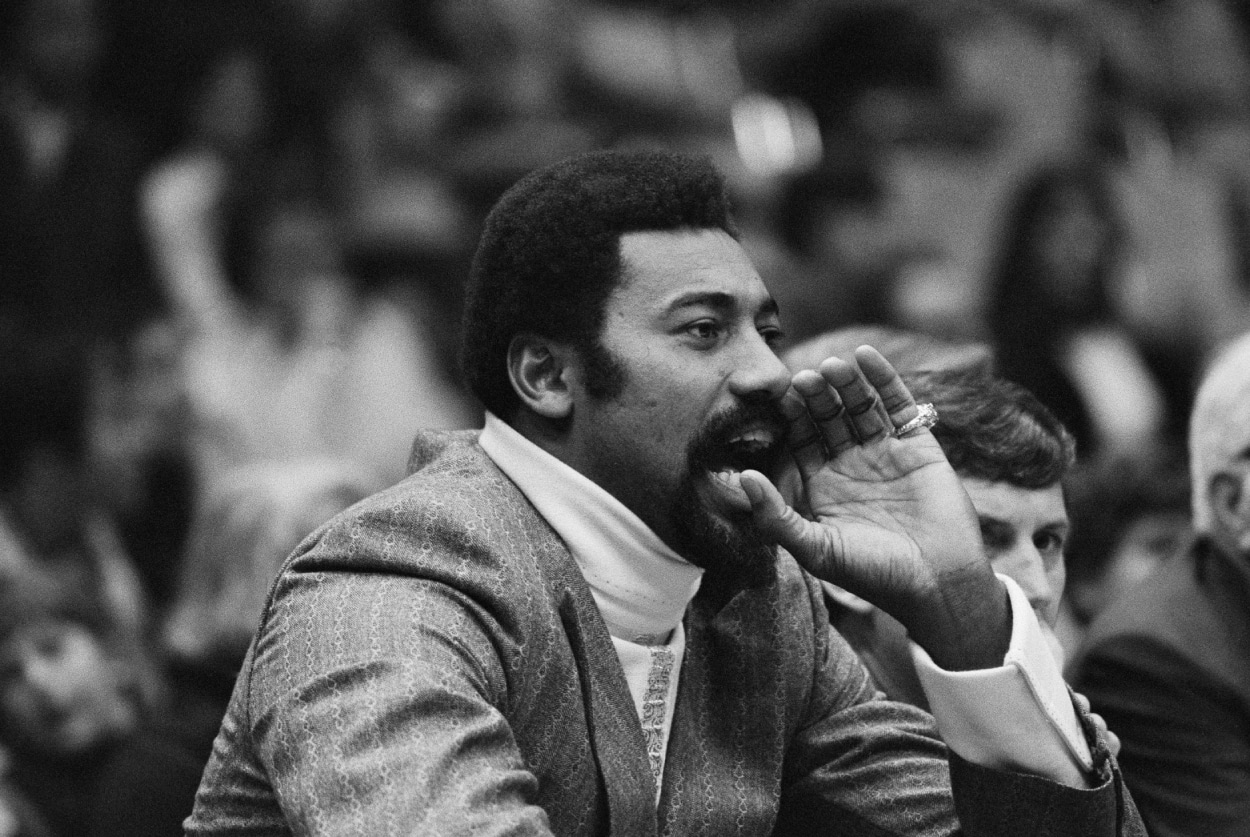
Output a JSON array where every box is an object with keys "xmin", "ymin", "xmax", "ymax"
[{"xmin": 668, "ymin": 401, "xmax": 788, "ymax": 591}]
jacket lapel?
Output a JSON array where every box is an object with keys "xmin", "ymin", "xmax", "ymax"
[{"xmin": 550, "ymin": 557, "xmax": 658, "ymax": 836}]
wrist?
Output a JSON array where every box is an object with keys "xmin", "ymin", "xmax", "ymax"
[{"xmin": 905, "ymin": 573, "xmax": 1012, "ymax": 672}]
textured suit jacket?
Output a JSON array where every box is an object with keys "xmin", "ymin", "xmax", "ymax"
[
  {"xmin": 1072, "ymin": 538, "xmax": 1250, "ymax": 836},
  {"xmin": 186, "ymin": 430, "xmax": 1141, "ymax": 836}
]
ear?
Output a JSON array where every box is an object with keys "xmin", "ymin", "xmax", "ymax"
[{"xmin": 507, "ymin": 334, "xmax": 574, "ymax": 420}]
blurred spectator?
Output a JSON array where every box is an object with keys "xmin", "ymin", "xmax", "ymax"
[
  {"xmin": 0, "ymin": 351, "xmax": 150, "ymax": 644},
  {"xmin": 985, "ymin": 157, "xmax": 1172, "ymax": 460},
  {"xmin": 769, "ymin": 160, "xmax": 907, "ymax": 343},
  {"xmin": 1057, "ymin": 448, "xmax": 1191, "ymax": 659},
  {"xmin": 142, "ymin": 104, "xmax": 478, "ymax": 492},
  {"xmin": 86, "ymin": 317, "xmax": 195, "ymax": 616},
  {"xmin": 746, "ymin": 2, "xmax": 996, "ymax": 156},
  {"xmin": 0, "ymin": 0, "xmax": 161, "ymax": 361},
  {"xmin": 784, "ymin": 328, "xmax": 1075, "ymax": 706},
  {"xmin": 427, "ymin": 0, "xmax": 602, "ymax": 213},
  {"xmin": 569, "ymin": 0, "xmax": 744, "ymax": 132},
  {"xmin": 0, "ymin": 564, "xmax": 197, "ymax": 837},
  {"xmin": 160, "ymin": 458, "xmax": 372, "ymax": 779},
  {"xmin": 1071, "ymin": 329, "xmax": 1250, "ymax": 836}
]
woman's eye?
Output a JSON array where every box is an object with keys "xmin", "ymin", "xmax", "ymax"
[{"xmin": 759, "ymin": 325, "xmax": 784, "ymax": 348}]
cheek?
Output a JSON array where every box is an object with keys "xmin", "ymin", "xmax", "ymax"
[{"xmin": 1047, "ymin": 561, "xmax": 1067, "ymax": 599}]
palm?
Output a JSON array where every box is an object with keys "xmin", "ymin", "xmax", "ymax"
[
  {"xmin": 745, "ymin": 347, "xmax": 1009, "ymax": 670},
  {"xmin": 796, "ymin": 433, "xmax": 984, "ymax": 614}
]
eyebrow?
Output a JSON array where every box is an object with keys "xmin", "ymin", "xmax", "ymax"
[
  {"xmin": 667, "ymin": 290, "xmax": 780, "ymax": 318},
  {"xmin": 977, "ymin": 514, "xmax": 1069, "ymax": 532}
]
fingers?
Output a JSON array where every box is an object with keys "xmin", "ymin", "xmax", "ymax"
[
  {"xmin": 1073, "ymin": 692, "xmax": 1123, "ymax": 758},
  {"xmin": 1106, "ymin": 728, "xmax": 1122, "ymax": 758},
  {"xmin": 789, "ymin": 371, "xmax": 855, "ymax": 471},
  {"xmin": 784, "ymin": 344, "xmax": 923, "ymax": 458},
  {"xmin": 1090, "ymin": 711, "xmax": 1121, "ymax": 757},
  {"xmin": 740, "ymin": 469, "xmax": 830, "ymax": 575},
  {"xmin": 778, "ymin": 388, "xmax": 826, "ymax": 481},
  {"xmin": 855, "ymin": 346, "xmax": 919, "ymax": 432},
  {"xmin": 818, "ymin": 355, "xmax": 891, "ymax": 442}
]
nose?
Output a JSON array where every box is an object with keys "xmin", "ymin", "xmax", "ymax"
[
  {"xmin": 727, "ymin": 331, "xmax": 791, "ymax": 402},
  {"xmin": 992, "ymin": 545, "xmax": 1057, "ymax": 625}
]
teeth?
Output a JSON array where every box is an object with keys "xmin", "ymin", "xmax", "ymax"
[{"xmin": 728, "ymin": 428, "xmax": 775, "ymax": 446}]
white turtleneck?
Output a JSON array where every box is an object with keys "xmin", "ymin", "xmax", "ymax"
[
  {"xmin": 478, "ymin": 412, "xmax": 1096, "ymax": 794},
  {"xmin": 480, "ymin": 413, "xmax": 695, "ymax": 792}
]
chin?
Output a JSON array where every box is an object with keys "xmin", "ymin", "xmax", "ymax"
[{"xmin": 671, "ymin": 480, "xmax": 778, "ymax": 591}]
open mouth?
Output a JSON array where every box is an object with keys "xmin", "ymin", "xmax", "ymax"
[{"xmin": 702, "ymin": 424, "xmax": 784, "ymax": 512}]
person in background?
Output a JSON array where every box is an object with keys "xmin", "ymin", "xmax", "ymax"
[
  {"xmin": 1071, "ymin": 330, "xmax": 1250, "ymax": 836},
  {"xmin": 0, "ymin": 350, "xmax": 149, "ymax": 646},
  {"xmin": 159, "ymin": 457, "xmax": 373, "ymax": 769},
  {"xmin": 1057, "ymin": 448, "xmax": 1191, "ymax": 659},
  {"xmin": 785, "ymin": 327, "xmax": 1075, "ymax": 706},
  {"xmin": 140, "ymin": 38, "xmax": 478, "ymax": 498},
  {"xmin": 0, "ymin": 563, "xmax": 195, "ymax": 837},
  {"xmin": 984, "ymin": 159, "xmax": 1172, "ymax": 461},
  {"xmin": 142, "ymin": 173, "xmax": 478, "ymax": 494},
  {"xmin": 0, "ymin": 0, "xmax": 161, "ymax": 364}
]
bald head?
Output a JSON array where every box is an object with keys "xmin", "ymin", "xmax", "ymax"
[{"xmin": 1190, "ymin": 331, "xmax": 1250, "ymax": 536}]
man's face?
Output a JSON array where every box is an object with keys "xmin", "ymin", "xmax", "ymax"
[
  {"xmin": 564, "ymin": 228, "xmax": 792, "ymax": 587},
  {"xmin": 960, "ymin": 478, "xmax": 1068, "ymax": 628}
]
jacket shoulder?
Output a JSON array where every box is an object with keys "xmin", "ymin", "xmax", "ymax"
[{"xmin": 1076, "ymin": 546, "xmax": 1250, "ymax": 695}]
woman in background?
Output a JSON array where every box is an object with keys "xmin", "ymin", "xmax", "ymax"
[{"xmin": 985, "ymin": 159, "xmax": 1173, "ymax": 461}]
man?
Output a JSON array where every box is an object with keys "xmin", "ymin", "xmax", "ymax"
[
  {"xmin": 185, "ymin": 150, "xmax": 1141, "ymax": 834},
  {"xmin": 1072, "ymin": 331, "xmax": 1250, "ymax": 836},
  {"xmin": 785, "ymin": 327, "xmax": 1075, "ymax": 706}
]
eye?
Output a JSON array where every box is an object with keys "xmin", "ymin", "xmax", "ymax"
[
  {"xmin": 758, "ymin": 324, "xmax": 785, "ymax": 349},
  {"xmin": 978, "ymin": 518, "xmax": 1013, "ymax": 553},
  {"xmin": 685, "ymin": 319, "xmax": 724, "ymax": 344},
  {"xmin": 1034, "ymin": 529, "xmax": 1066, "ymax": 554}
]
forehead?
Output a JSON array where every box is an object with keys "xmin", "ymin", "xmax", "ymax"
[
  {"xmin": 960, "ymin": 478, "xmax": 1067, "ymax": 525},
  {"xmin": 614, "ymin": 228, "xmax": 774, "ymax": 313}
]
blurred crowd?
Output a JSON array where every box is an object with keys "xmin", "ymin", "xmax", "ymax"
[{"xmin": 3, "ymin": 0, "xmax": 1250, "ymax": 833}]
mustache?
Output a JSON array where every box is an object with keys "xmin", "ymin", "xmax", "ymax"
[{"xmin": 688, "ymin": 400, "xmax": 789, "ymax": 466}]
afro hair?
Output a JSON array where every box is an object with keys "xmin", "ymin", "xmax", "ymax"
[{"xmin": 459, "ymin": 149, "xmax": 737, "ymax": 419}]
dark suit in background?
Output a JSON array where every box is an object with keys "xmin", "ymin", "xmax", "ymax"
[{"xmin": 1072, "ymin": 537, "xmax": 1250, "ymax": 836}]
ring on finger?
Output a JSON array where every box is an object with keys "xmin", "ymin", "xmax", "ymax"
[{"xmin": 893, "ymin": 402, "xmax": 938, "ymax": 437}]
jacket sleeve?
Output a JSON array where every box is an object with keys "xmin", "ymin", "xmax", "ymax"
[
  {"xmin": 776, "ymin": 575, "xmax": 1146, "ymax": 837},
  {"xmin": 239, "ymin": 568, "xmax": 555, "ymax": 836},
  {"xmin": 1075, "ymin": 634, "xmax": 1250, "ymax": 837}
]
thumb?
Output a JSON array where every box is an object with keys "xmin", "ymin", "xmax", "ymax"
[{"xmin": 740, "ymin": 470, "xmax": 834, "ymax": 576}]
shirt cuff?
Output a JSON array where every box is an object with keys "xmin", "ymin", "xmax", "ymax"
[{"xmin": 909, "ymin": 574, "xmax": 1094, "ymax": 786}]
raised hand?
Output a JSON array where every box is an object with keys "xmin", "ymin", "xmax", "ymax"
[{"xmin": 740, "ymin": 346, "xmax": 1011, "ymax": 671}]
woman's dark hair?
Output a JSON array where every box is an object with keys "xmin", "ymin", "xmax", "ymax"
[
  {"xmin": 983, "ymin": 159, "xmax": 1128, "ymax": 449},
  {"xmin": 459, "ymin": 149, "xmax": 737, "ymax": 419},
  {"xmin": 986, "ymin": 159, "xmax": 1125, "ymax": 346}
]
